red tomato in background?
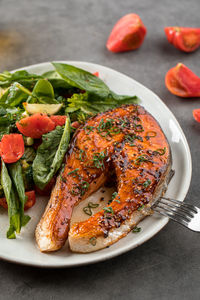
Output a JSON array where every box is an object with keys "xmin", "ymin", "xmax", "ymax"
[
  {"xmin": 193, "ymin": 109, "xmax": 200, "ymax": 123},
  {"xmin": 106, "ymin": 13, "xmax": 147, "ymax": 53},
  {"xmin": 165, "ymin": 63, "xmax": 200, "ymax": 97},
  {"xmin": 165, "ymin": 27, "xmax": 200, "ymax": 52}
]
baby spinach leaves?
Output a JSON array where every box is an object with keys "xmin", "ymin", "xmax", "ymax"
[
  {"xmin": 33, "ymin": 118, "xmax": 71, "ymax": 189},
  {"xmin": 1, "ymin": 160, "xmax": 30, "ymax": 238}
]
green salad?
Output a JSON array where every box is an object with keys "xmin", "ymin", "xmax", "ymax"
[{"xmin": 0, "ymin": 62, "xmax": 139, "ymax": 239}]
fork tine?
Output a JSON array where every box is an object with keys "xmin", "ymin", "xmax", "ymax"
[
  {"xmin": 158, "ymin": 199, "xmax": 195, "ymax": 218},
  {"xmin": 156, "ymin": 203, "xmax": 191, "ymax": 222},
  {"xmin": 154, "ymin": 207, "xmax": 189, "ymax": 228},
  {"xmin": 161, "ymin": 197, "xmax": 198, "ymax": 214}
]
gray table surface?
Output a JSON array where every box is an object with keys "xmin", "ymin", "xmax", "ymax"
[{"xmin": 0, "ymin": 0, "xmax": 200, "ymax": 299}]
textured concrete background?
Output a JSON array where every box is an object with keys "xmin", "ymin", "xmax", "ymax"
[{"xmin": 0, "ymin": 0, "xmax": 200, "ymax": 299}]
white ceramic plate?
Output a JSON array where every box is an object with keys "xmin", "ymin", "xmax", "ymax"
[{"xmin": 0, "ymin": 61, "xmax": 192, "ymax": 268}]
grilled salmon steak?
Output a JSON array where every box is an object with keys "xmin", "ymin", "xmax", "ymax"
[{"xmin": 35, "ymin": 105, "xmax": 172, "ymax": 253}]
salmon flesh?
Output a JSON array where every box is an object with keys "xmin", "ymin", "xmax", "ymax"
[{"xmin": 35, "ymin": 105, "xmax": 172, "ymax": 253}]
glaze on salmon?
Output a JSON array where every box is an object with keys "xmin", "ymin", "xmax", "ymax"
[{"xmin": 35, "ymin": 105, "xmax": 172, "ymax": 252}]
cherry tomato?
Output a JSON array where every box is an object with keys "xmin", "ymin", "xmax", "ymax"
[
  {"xmin": 165, "ymin": 63, "xmax": 200, "ymax": 97},
  {"xmin": 0, "ymin": 134, "xmax": 24, "ymax": 163},
  {"xmin": 0, "ymin": 190, "xmax": 36, "ymax": 211},
  {"xmin": 106, "ymin": 13, "xmax": 147, "ymax": 53},
  {"xmin": 193, "ymin": 109, "xmax": 200, "ymax": 122},
  {"xmin": 50, "ymin": 115, "xmax": 67, "ymax": 127},
  {"xmin": 16, "ymin": 113, "xmax": 55, "ymax": 138},
  {"xmin": 165, "ymin": 27, "xmax": 200, "ymax": 52}
]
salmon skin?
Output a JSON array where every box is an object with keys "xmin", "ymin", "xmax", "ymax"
[{"xmin": 35, "ymin": 105, "xmax": 172, "ymax": 253}]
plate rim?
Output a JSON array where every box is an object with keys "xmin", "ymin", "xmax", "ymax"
[{"xmin": 0, "ymin": 61, "xmax": 192, "ymax": 268}]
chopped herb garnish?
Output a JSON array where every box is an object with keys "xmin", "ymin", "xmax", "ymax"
[
  {"xmin": 88, "ymin": 202, "xmax": 99, "ymax": 208},
  {"xmin": 92, "ymin": 151, "xmax": 107, "ymax": 169},
  {"xmin": 83, "ymin": 207, "xmax": 92, "ymax": 216},
  {"xmin": 84, "ymin": 125, "xmax": 94, "ymax": 135},
  {"xmin": 135, "ymin": 155, "xmax": 151, "ymax": 165},
  {"xmin": 68, "ymin": 168, "xmax": 79, "ymax": 176},
  {"xmin": 132, "ymin": 226, "xmax": 141, "ymax": 233},
  {"xmin": 78, "ymin": 149, "xmax": 85, "ymax": 161},
  {"xmin": 154, "ymin": 147, "xmax": 166, "ymax": 156},
  {"xmin": 143, "ymin": 179, "xmax": 151, "ymax": 188},
  {"xmin": 89, "ymin": 237, "xmax": 97, "ymax": 246},
  {"xmin": 114, "ymin": 199, "xmax": 121, "ymax": 204},
  {"xmin": 112, "ymin": 192, "xmax": 118, "ymax": 200},
  {"xmin": 80, "ymin": 181, "xmax": 90, "ymax": 195},
  {"xmin": 83, "ymin": 202, "xmax": 99, "ymax": 216},
  {"xmin": 138, "ymin": 204, "xmax": 145, "ymax": 211},
  {"xmin": 134, "ymin": 124, "xmax": 144, "ymax": 132},
  {"xmin": 60, "ymin": 175, "xmax": 67, "ymax": 183},
  {"xmin": 97, "ymin": 119, "xmax": 120, "ymax": 137},
  {"xmin": 70, "ymin": 180, "xmax": 89, "ymax": 196},
  {"xmin": 103, "ymin": 206, "xmax": 114, "ymax": 216}
]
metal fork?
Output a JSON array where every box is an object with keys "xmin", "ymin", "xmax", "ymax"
[{"xmin": 152, "ymin": 197, "xmax": 200, "ymax": 232}]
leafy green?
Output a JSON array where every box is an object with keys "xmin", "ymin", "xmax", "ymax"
[
  {"xmin": 0, "ymin": 70, "xmax": 42, "ymax": 89},
  {"xmin": 8, "ymin": 162, "xmax": 30, "ymax": 227},
  {"xmin": 0, "ymin": 107, "xmax": 23, "ymax": 140},
  {"xmin": 1, "ymin": 160, "xmax": 20, "ymax": 239},
  {"xmin": 66, "ymin": 92, "xmax": 139, "ymax": 116},
  {"xmin": 22, "ymin": 165, "xmax": 34, "ymax": 191},
  {"xmin": 42, "ymin": 70, "xmax": 72, "ymax": 89},
  {"xmin": 33, "ymin": 118, "xmax": 71, "ymax": 189},
  {"xmin": 22, "ymin": 147, "xmax": 36, "ymax": 163},
  {"xmin": 52, "ymin": 63, "xmax": 110, "ymax": 99},
  {"xmin": 27, "ymin": 79, "xmax": 58, "ymax": 104},
  {"xmin": 0, "ymin": 82, "xmax": 31, "ymax": 107}
]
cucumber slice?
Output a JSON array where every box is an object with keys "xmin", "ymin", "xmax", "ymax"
[{"xmin": 23, "ymin": 103, "xmax": 63, "ymax": 115}]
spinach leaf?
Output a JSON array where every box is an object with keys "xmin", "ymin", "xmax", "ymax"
[
  {"xmin": 0, "ymin": 82, "xmax": 31, "ymax": 107},
  {"xmin": 0, "ymin": 107, "xmax": 23, "ymax": 140},
  {"xmin": 52, "ymin": 63, "xmax": 110, "ymax": 99},
  {"xmin": 8, "ymin": 162, "xmax": 30, "ymax": 227},
  {"xmin": 1, "ymin": 160, "xmax": 20, "ymax": 239},
  {"xmin": 27, "ymin": 79, "xmax": 58, "ymax": 104},
  {"xmin": 66, "ymin": 92, "xmax": 139, "ymax": 116},
  {"xmin": 42, "ymin": 70, "xmax": 72, "ymax": 89},
  {"xmin": 0, "ymin": 70, "xmax": 42, "ymax": 89},
  {"xmin": 33, "ymin": 118, "xmax": 71, "ymax": 189}
]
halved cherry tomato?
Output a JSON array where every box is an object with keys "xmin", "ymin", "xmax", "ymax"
[
  {"xmin": 93, "ymin": 72, "xmax": 99, "ymax": 77},
  {"xmin": 0, "ymin": 190, "xmax": 36, "ymax": 211},
  {"xmin": 193, "ymin": 109, "xmax": 200, "ymax": 122},
  {"xmin": 35, "ymin": 177, "xmax": 56, "ymax": 196},
  {"xmin": 0, "ymin": 134, "xmax": 24, "ymax": 163},
  {"xmin": 165, "ymin": 27, "xmax": 200, "ymax": 52},
  {"xmin": 165, "ymin": 63, "xmax": 200, "ymax": 97},
  {"xmin": 106, "ymin": 13, "xmax": 147, "ymax": 53},
  {"xmin": 50, "ymin": 115, "xmax": 67, "ymax": 127},
  {"xmin": 16, "ymin": 113, "xmax": 55, "ymax": 138},
  {"xmin": 71, "ymin": 121, "xmax": 80, "ymax": 129}
]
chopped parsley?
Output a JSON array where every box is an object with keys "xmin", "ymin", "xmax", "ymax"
[
  {"xmin": 84, "ymin": 125, "xmax": 94, "ymax": 135},
  {"xmin": 143, "ymin": 179, "xmax": 151, "ymax": 188},
  {"xmin": 103, "ymin": 206, "xmax": 114, "ymax": 216},
  {"xmin": 138, "ymin": 204, "xmax": 145, "ymax": 211},
  {"xmin": 135, "ymin": 155, "xmax": 151, "ymax": 165},
  {"xmin": 154, "ymin": 147, "xmax": 166, "ymax": 156},
  {"xmin": 78, "ymin": 149, "xmax": 85, "ymax": 162},
  {"xmin": 92, "ymin": 151, "xmax": 107, "ymax": 169},
  {"xmin": 67, "ymin": 168, "xmax": 79, "ymax": 176},
  {"xmin": 132, "ymin": 226, "xmax": 141, "ymax": 233},
  {"xmin": 83, "ymin": 202, "xmax": 99, "ymax": 216}
]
